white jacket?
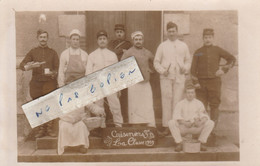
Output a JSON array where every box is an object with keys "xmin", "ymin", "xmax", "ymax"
[
  {"xmin": 85, "ymin": 48, "xmax": 118, "ymax": 75},
  {"xmin": 154, "ymin": 39, "xmax": 191, "ymax": 83}
]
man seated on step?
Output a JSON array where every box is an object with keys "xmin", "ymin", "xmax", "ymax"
[{"xmin": 168, "ymin": 81, "xmax": 215, "ymax": 152}]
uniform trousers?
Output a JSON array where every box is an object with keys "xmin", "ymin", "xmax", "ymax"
[
  {"xmin": 168, "ymin": 119, "xmax": 214, "ymax": 144},
  {"xmin": 160, "ymin": 78, "xmax": 185, "ymax": 127},
  {"xmin": 196, "ymin": 77, "xmax": 221, "ymax": 122},
  {"xmin": 94, "ymin": 93, "xmax": 123, "ymax": 127}
]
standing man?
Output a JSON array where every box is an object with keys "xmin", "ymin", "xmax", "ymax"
[
  {"xmin": 190, "ymin": 28, "xmax": 236, "ymax": 124},
  {"xmin": 19, "ymin": 29, "xmax": 59, "ymax": 138},
  {"xmin": 154, "ymin": 22, "xmax": 191, "ymax": 136},
  {"xmin": 58, "ymin": 29, "xmax": 88, "ymax": 87},
  {"xmin": 121, "ymin": 31, "xmax": 156, "ymax": 127},
  {"xmin": 108, "ymin": 24, "xmax": 132, "ymax": 124},
  {"xmin": 85, "ymin": 30, "xmax": 123, "ymax": 128},
  {"xmin": 108, "ymin": 24, "xmax": 132, "ymax": 60},
  {"xmin": 57, "ymin": 29, "xmax": 90, "ymax": 154},
  {"xmin": 168, "ymin": 83, "xmax": 215, "ymax": 152}
]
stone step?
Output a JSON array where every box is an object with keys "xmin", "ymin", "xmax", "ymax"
[
  {"xmin": 36, "ymin": 135, "xmax": 176, "ymax": 149},
  {"xmin": 18, "ymin": 139, "xmax": 239, "ymax": 162}
]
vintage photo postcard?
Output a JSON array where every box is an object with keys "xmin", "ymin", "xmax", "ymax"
[{"xmin": 1, "ymin": 0, "xmax": 260, "ymax": 166}]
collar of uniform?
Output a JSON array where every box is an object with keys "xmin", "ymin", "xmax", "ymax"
[
  {"xmin": 38, "ymin": 45, "xmax": 49, "ymax": 49},
  {"xmin": 69, "ymin": 47, "xmax": 81, "ymax": 55},
  {"xmin": 98, "ymin": 47, "xmax": 108, "ymax": 51},
  {"xmin": 167, "ymin": 38, "xmax": 179, "ymax": 43},
  {"xmin": 203, "ymin": 44, "xmax": 214, "ymax": 48}
]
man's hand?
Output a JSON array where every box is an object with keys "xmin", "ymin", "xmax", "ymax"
[
  {"xmin": 215, "ymin": 68, "xmax": 225, "ymax": 77},
  {"xmin": 92, "ymin": 107, "xmax": 106, "ymax": 117},
  {"xmin": 44, "ymin": 71, "xmax": 57, "ymax": 79},
  {"xmin": 163, "ymin": 70, "xmax": 169, "ymax": 76},
  {"xmin": 180, "ymin": 67, "xmax": 186, "ymax": 74},
  {"xmin": 184, "ymin": 121, "xmax": 193, "ymax": 128},
  {"xmin": 73, "ymin": 116, "xmax": 82, "ymax": 124},
  {"xmin": 194, "ymin": 117, "xmax": 207, "ymax": 127}
]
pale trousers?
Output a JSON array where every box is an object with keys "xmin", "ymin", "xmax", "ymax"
[
  {"xmin": 168, "ymin": 119, "xmax": 215, "ymax": 144},
  {"xmin": 94, "ymin": 93, "xmax": 123, "ymax": 127},
  {"xmin": 160, "ymin": 78, "xmax": 185, "ymax": 127}
]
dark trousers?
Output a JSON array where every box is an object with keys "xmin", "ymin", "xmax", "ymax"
[
  {"xmin": 29, "ymin": 79, "xmax": 58, "ymax": 133},
  {"xmin": 196, "ymin": 77, "xmax": 221, "ymax": 122}
]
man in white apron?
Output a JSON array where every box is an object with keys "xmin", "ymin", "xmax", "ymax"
[
  {"xmin": 57, "ymin": 29, "xmax": 89, "ymax": 154},
  {"xmin": 85, "ymin": 30, "xmax": 123, "ymax": 128},
  {"xmin": 121, "ymin": 31, "xmax": 156, "ymax": 127},
  {"xmin": 154, "ymin": 22, "xmax": 191, "ymax": 136}
]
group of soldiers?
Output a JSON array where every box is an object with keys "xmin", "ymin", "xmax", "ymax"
[{"xmin": 19, "ymin": 22, "xmax": 236, "ymax": 153}]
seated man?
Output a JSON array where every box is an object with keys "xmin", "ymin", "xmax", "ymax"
[{"xmin": 168, "ymin": 82, "xmax": 215, "ymax": 152}]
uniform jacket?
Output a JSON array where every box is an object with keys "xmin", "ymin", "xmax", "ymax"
[
  {"xmin": 191, "ymin": 45, "xmax": 236, "ymax": 79},
  {"xmin": 19, "ymin": 46, "xmax": 59, "ymax": 82},
  {"xmin": 154, "ymin": 39, "xmax": 191, "ymax": 83}
]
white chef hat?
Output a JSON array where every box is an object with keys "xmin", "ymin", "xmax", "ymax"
[
  {"xmin": 131, "ymin": 31, "xmax": 144, "ymax": 40},
  {"xmin": 69, "ymin": 29, "xmax": 81, "ymax": 38}
]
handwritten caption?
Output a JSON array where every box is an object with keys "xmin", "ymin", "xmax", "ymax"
[
  {"xmin": 22, "ymin": 57, "xmax": 144, "ymax": 128},
  {"xmin": 102, "ymin": 127, "xmax": 157, "ymax": 149}
]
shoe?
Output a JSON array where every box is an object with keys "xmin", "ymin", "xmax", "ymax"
[
  {"xmin": 175, "ymin": 143, "xmax": 182, "ymax": 152},
  {"xmin": 35, "ymin": 130, "xmax": 45, "ymax": 138},
  {"xmin": 200, "ymin": 143, "xmax": 207, "ymax": 151},
  {"xmin": 158, "ymin": 128, "xmax": 170, "ymax": 137},
  {"xmin": 35, "ymin": 127, "xmax": 45, "ymax": 138},
  {"xmin": 157, "ymin": 130, "xmax": 165, "ymax": 138},
  {"xmin": 206, "ymin": 133, "xmax": 216, "ymax": 147},
  {"xmin": 47, "ymin": 131, "xmax": 57, "ymax": 137},
  {"xmin": 79, "ymin": 146, "xmax": 88, "ymax": 154}
]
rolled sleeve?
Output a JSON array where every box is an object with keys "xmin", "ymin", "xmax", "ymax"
[
  {"xmin": 183, "ymin": 44, "xmax": 191, "ymax": 73},
  {"xmin": 58, "ymin": 52, "xmax": 67, "ymax": 87},
  {"xmin": 19, "ymin": 50, "xmax": 33, "ymax": 71},
  {"xmin": 154, "ymin": 44, "xmax": 166, "ymax": 75}
]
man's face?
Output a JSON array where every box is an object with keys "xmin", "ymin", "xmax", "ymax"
[
  {"xmin": 70, "ymin": 35, "xmax": 80, "ymax": 49},
  {"xmin": 185, "ymin": 89, "xmax": 196, "ymax": 101},
  {"xmin": 37, "ymin": 33, "xmax": 48, "ymax": 47},
  {"xmin": 133, "ymin": 35, "xmax": 144, "ymax": 49},
  {"xmin": 203, "ymin": 35, "xmax": 214, "ymax": 46},
  {"xmin": 115, "ymin": 30, "xmax": 125, "ymax": 40},
  {"xmin": 167, "ymin": 27, "xmax": 178, "ymax": 41},
  {"xmin": 97, "ymin": 36, "xmax": 108, "ymax": 48}
]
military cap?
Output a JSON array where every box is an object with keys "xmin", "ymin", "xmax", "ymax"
[
  {"xmin": 97, "ymin": 30, "xmax": 108, "ymax": 38},
  {"xmin": 114, "ymin": 24, "xmax": 125, "ymax": 31},
  {"xmin": 185, "ymin": 79, "xmax": 196, "ymax": 90},
  {"xmin": 37, "ymin": 29, "xmax": 48, "ymax": 37},
  {"xmin": 203, "ymin": 28, "xmax": 214, "ymax": 36},
  {"xmin": 167, "ymin": 22, "xmax": 178, "ymax": 31}
]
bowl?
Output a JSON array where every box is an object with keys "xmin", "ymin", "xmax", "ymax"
[{"xmin": 83, "ymin": 117, "xmax": 105, "ymax": 130}]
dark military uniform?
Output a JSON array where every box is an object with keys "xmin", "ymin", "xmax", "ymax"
[
  {"xmin": 106, "ymin": 24, "xmax": 132, "ymax": 125},
  {"xmin": 191, "ymin": 45, "xmax": 236, "ymax": 122},
  {"xmin": 20, "ymin": 45, "xmax": 59, "ymax": 137},
  {"xmin": 108, "ymin": 39, "xmax": 132, "ymax": 61}
]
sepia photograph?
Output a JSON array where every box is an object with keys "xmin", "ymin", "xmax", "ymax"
[{"xmin": 15, "ymin": 10, "xmax": 239, "ymax": 162}]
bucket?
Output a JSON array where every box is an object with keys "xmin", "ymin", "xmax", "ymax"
[{"xmin": 183, "ymin": 139, "xmax": 201, "ymax": 153}]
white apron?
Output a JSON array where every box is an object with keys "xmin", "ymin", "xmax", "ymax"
[
  {"xmin": 58, "ymin": 49, "xmax": 89, "ymax": 155},
  {"xmin": 128, "ymin": 81, "xmax": 156, "ymax": 127}
]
